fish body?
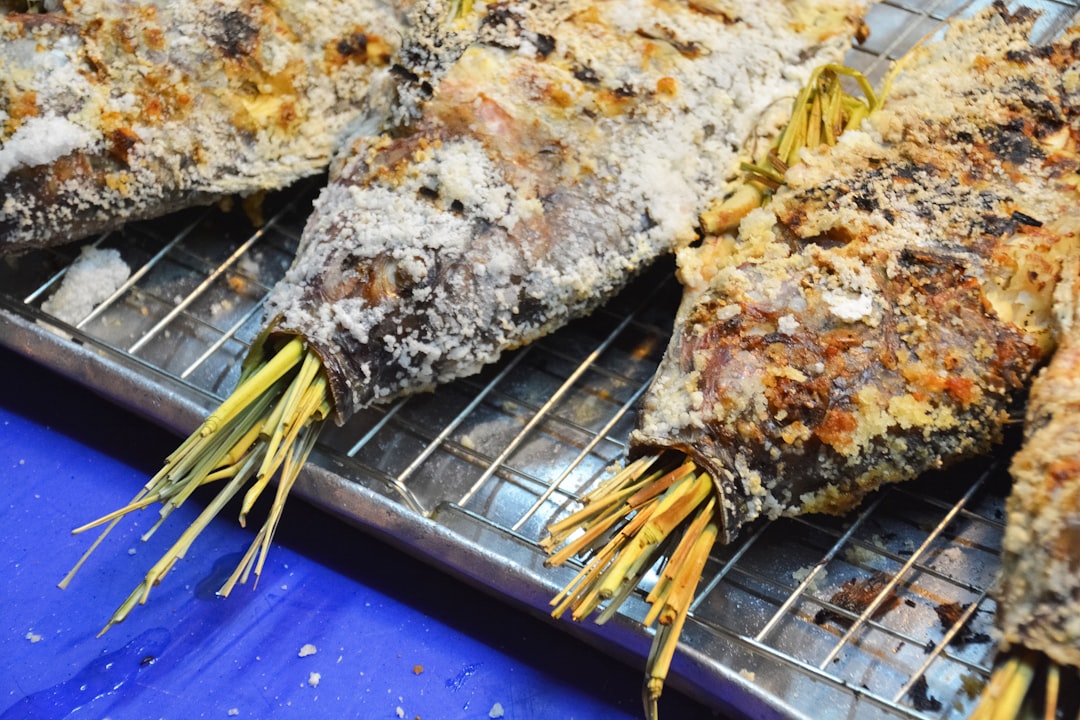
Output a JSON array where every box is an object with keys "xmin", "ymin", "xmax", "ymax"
[
  {"xmin": 0, "ymin": 0, "xmax": 406, "ymax": 253},
  {"xmin": 264, "ymin": 0, "xmax": 871, "ymax": 423},
  {"xmin": 997, "ymin": 260, "xmax": 1080, "ymax": 668},
  {"xmin": 631, "ymin": 4, "xmax": 1080, "ymax": 544}
]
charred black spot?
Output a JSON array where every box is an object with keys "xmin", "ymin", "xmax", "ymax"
[
  {"xmin": 1006, "ymin": 48, "xmax": 1033, "ymax": 63},
  {"xmin": 1010, "ymin": 78, "xmax": 1066, "ymax": 136},
  {"xmin": 481, "ymin": 3, "xmax": 518, "ymax": 30},
  {"xmin": 802, "ymin": 225, "xmax": 854, "ymax": 248},
  {"xmin": 980, "ymin": 213, "xmax": 1016, "ymax": 237},
  {"xmin": 573, "ymin": 65, "xmax": 599, "ymax": 83},
  {"xmin": 852, "ymin": 193, "xmax": 878, "ymax": 212},
  {"xmin": 614, "ymin": 85, "xmax": 637, "ymax": 99},
  {"xmin": 635, "ymin": 28, "xmax": 703, "ymax": 59},
  {"xmin": 390, "ymin": 63, "xmax": 420, "ymax": 83},
  {"xmin": 337, "ymin": 33, "xmax": 368, "ymax": 57},
  {"xmin": 479, "ymin": 3, "xmax": 527, "ymax": 51},
  {"xmin": 985, "ymin": 119, "xmax": 1043, "ymax": 165},
  {"xmin": 882, "ymin": 208, "xmax": 896, "ymax": 224},
  {"xmin": 514, "ymin": 293, "xmax": 549, "ymax": 322},
  {"xmin": 449, "ymin": 199, "xmax": 465, "ymax": 214},
  {"xmin": 1012, "ymin": 210, "xmax": 1043, "ymax": 227},
  {"xmin": 533, "ymin": 33, "xmax": 556, "ymax": 58},
  {"xmin": 418, "ymin": 186, "xmax": 438, "ymax": 201},
  {"xmin": 953, "ymin": 130, "xmax": 974, "ymax": 145},
  {"xmin": 997, "ymin": 2, "xmax": 1039, "ymax": 26},
  {"xmin": 213, "ymin": 10, "xmax": 258, "ymax": 58}
]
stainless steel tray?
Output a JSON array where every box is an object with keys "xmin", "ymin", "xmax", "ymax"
[{"xmin": 3, "ymin": 1, "xmax": 1078, "ymax": 717}]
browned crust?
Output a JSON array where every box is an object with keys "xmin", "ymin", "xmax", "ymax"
[{"xmin": 631, "ymin": 4, "xmax": 1080, "ymax": 543}]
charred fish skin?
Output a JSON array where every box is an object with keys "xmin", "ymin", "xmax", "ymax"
[
  {"xmin": 264, "ymin": 0, "xmax": 872, "ymax": 423},
  {"xmin": 0, "ymin": 0, "xmax": 407, "ymax": 253},
  {"xmin": 997, "ymin": 260, "xmax": 1080, "ymax": 668},
  {"xmin": 631, "ymin": 3, "xmax": 1080, "ymax": 544}
]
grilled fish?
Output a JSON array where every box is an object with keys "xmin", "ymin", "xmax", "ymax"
[
  {"xmin": 979, "ymin": 258, "xmax": 1080, "ymax": 715},
  {"xmin": 0, "ymin": 0, "xmax": 405, "ymax": 253},
  {"xmin": 631, "ymin": 3, "xmax": 1080, "ymax": 544},
  {"xmin": 264, "ymin": 0, "xmax": 871, "ymax": 423},
  {"xmin": 543, "ymin": 7, "xmax": 1080, "ymax": 713}
]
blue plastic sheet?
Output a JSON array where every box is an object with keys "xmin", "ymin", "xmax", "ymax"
[{"xmin": 0, "ymin": 347, "xmax": 718, "ymax": 720}]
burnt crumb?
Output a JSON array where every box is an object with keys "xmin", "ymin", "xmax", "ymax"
[
  {"xmin": 336, "ymin": 33, "xmax": 368, "ymax": 58},
  {"xmin": 613, "ymin": 84, "xmax": 637, "ymax": 99},
  {"xmin": 1011, "ymin": 210, "xmax": 1043, "ymax": 227},
  {"xmin": 935, "ymin": 602, "xmax": 992, "ymax": 647},
  {"xmin": 1006, "ymin": 48, "xmax": 1034, "ymax": 64},
  {"xmin": 140, "ymin": 655, "xmax": 156, "ymax": 667},
  {"xmin": 533, "ymin": 33, "xmax": 556, "ymax": 58},
  {"xmin": 212, "ymin": 10, "xmax": 258, "ymax": 59},
  {"xmin": 904, "ymin": 598, "xmax": 917, "ymax": 608},
  {"xmin": 979, "ymin": 212, "xmax": 1016, "ymax": 237},
  {"xmin": 390, "ymin": 64, "xmax": 433, "ymax": 99},
  {"xmin": 814, "ymin": 571, "xmax": 899, "ymax": 626},
  {"xmin": 908, "ymin": 676, "xmax": 943, "ymax": 713},
  {"xmin": 390, "ymin": 63, "xmax": 420, "ymax": 83},
  {"xmin": 574, "ymin": 65, "xmax": 600, "ymax": 83},
  {"xmin": 852, "ymin": 193, "xmax": 878, "ymax": 212},
  {"xmin": 985, "ymin": 119, "xmax": 1044, "ymax": 166}
]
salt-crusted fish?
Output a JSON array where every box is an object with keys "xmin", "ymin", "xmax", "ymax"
[
  {"xmin": 544, "ymin": 5, "xmax": 1080, "ymax": 715},
  {"xmin": 63, "ymin": 0, "xmax": 870, "ymax": 637},
  {"xmin": 974, "ymin": 261, "xmax": 1080, "ymax": 718},
  {"xmin": 265, "ymin": 0, "xmax": 872, "ymax": 421},
  {"xmin": 0, "ymin": 0, "xmax": 405, "ymax": 253}
]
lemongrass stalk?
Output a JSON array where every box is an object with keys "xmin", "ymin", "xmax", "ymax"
[
  {"xmin": 644, "ymin": 496, "xmax": 717, "ymax": 625},
  {"xmin": 971, "ymin": 653, "xmax": 1038, "ymax": 720},
  {"xmin": 657, "ymin": 516, "xmax": 717, "ymax": 627},
  {"xmin": 201, "ymin": 337, "xmax": 305, "ymax": 435},
  {"xmin": 62, "ymin": 333, "xmax": 332, "ymax": 633},
  {"xmin": 1045, "ymin": 661, "xmax": 1058, "ymax": 720},
  {"xmin": 643, "ymin": 614, "xmax": 688, "ymax": 720}
]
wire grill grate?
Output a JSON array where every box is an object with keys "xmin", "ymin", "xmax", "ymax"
[{"xmin": 2, "ymin": 1, "xmax": 1077, "ymax": 717}]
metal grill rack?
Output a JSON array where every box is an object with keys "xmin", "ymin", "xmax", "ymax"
[{"xmin": 2, "ymin": 1, "xmax": 1078, "ymax": 717}]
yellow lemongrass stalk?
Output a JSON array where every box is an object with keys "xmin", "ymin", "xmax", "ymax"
[
  {"xmin": 544, "ymin": 455, "xmax": 718, "ymax": 720},
  {"xmin": 970, "ymin": 651, "xmax": 1078, "ymax": 720},
  {"xmin": 60, "ymin": 332, "xmax": 331, "ymax": 633}
]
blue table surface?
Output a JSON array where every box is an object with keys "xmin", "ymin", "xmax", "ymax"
[{"xmin": 0, "ymin": 346, "xmax": 722, "ymax": 720}]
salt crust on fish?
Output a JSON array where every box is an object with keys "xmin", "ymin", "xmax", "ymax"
[{"xmin": 265, "ymin": 0, "xmax": 871, "ymax": 421}]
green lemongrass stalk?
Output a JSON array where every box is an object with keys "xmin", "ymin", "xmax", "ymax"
[
  {"xmin": 59, "ymin": 332, "xmax": 331, "ymax": 634},
  {"xmin": 703, "ymin": 62, "xmax": 898, "ymax": 236}
]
